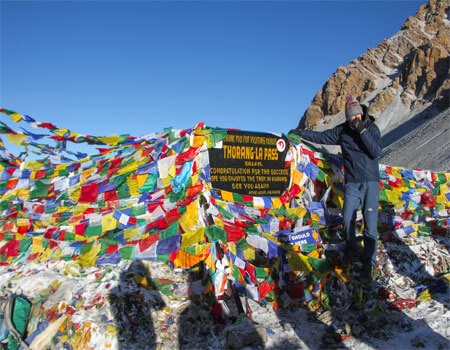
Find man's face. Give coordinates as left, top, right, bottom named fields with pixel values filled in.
left=349, top=114, right=362, bottom=123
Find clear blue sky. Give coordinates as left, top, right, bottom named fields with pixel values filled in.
left=1, top=0, right=423, bottom=141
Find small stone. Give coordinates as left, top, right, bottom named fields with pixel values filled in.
left=344, top=322, right=352, bottom=335
left=282, top=322, right=294, bottom=332
left=317, top=310, right=333, bottom=325
left=226, top=323, right=267, bottom=349
left=411, top=336, right=426, bottom=348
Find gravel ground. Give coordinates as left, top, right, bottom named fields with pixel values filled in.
left=380, top=108, right=450, bottom=172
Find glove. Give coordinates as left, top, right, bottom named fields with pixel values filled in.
left=350, top=118, right=365, bottom=134
left=288, top=128, right=303, bottom=137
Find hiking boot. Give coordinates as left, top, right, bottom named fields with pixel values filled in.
left=360, top=264, right=375, bottom=286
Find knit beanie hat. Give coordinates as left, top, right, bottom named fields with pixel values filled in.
left=345, top=95, right=363, bottom=121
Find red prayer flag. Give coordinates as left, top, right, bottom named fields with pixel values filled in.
left=106, top=245, right=118, bottom=254
left=79, top=182, right=99, bottom=203
left=104, top=190, right=118, bottom=202
left=6, top=240, right=20, bottom=257
left=139, top=233, right=159, bottom=252
left=75, top=222, right=88, bottom=235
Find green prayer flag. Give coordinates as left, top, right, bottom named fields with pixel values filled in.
left=316, top=169, right=325, bottom=182
left=308, top=256, right=332, bottom=274
left=210, top=129, right=227, bottom=145
left=65, top=232, right=75, bottom=241
left=157, top=254, right=170, bottom=262
left=205, top=225, right=227, bottom=243
left=255, top=267, right=269, bottom=279
left=159, top=222, right=178, bottom=240
left=139, top=174, right=157, bottom=193
left=119, top=246, right=133, bottom=259
left=117, top=186, right=130, bottom=200
left=131, top=204, right=146, bottom=216
left=216, top=204, right=233, bottom=220
left=81, top=242, right=94, bottom=255
left=85, top=225, right=102, bottom=238
left=30, top=181, right=50, bottom=199
left=236, top=238, right=249, bottom=250
left=19, top=238, right=32, bottom=252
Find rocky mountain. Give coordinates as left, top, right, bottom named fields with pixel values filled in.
left=299, top=0, right=449, bottom=146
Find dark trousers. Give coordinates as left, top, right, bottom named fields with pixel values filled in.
left=343, top=181, right=379, bottom=267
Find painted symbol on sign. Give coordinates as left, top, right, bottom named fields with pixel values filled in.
left=276, top=139, right=286, bottom=152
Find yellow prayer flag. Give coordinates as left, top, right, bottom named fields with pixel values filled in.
left=334, top=266, right=350, bottom=283
left=124, top=227, right=139, bottom=240
left=395, top=200, right=406, bottom=209
left=213, top=217, right=224, bottom=227
left=55, top=165, right=68, bottom=177
left=174, top=249, right=204, bottom=268
left=310, top=212, right=321, bottom=223
left=436, top=194, right=446, bottom=204
left=191, top=135, right=206, bottom=148
left=118, top=161, right=138, bottom=175
left=23, top=161, right=43, bottom=171
left=179, top=199, right=200, bottom=232
left=161, top=177, right=171, bottom=187
left=75, top=234, right=86, bottom=242
left=52, top=248, right=62, bottom=261
left=191, top=173, right=199, bottom=184
left=221, top=190, right=234, bottom=202
left=204, top=251, right=215, bottom=271
left=391, top=167, right=401, bottom=179
left=7, top=134, right=27, bottom=146
left=81, top=168, right=94, bottom=183
left=193, top=243, right=209, bottom=256
left=53, top=128, right=70, bottom=137
left=70, top=188, right=81, bottom=202
left=102, top=213, right=118, bottom=232
left=399, top=186, right=409, bottom=193
left=76, top=243, right=101, bottom=267
left=292, top=169, right=303, bottom=186
left=385, top=189, right=400, bottom=203
left=10, top=113, right=23, bottom=122
left=308, top=250, right=320, bottom=259
left=57, top=206, right=72, bottom=213
left=181, top=227, right=205, bottom=248
left=243, top=247, right=256, bottom=261
left=14, top=188, right=29, bottom=201
left=98, top=135, right=121, bottom=146
left=417, top=289, right=432, bottom=302
left=333, top=193, right=344, bottom=209
left=31, top=238, right=45, bottom=254
left=39, top=248, right=53, bottom=263
left=271, top=198, right=282, bottom=209
left=127, top=175, right=140, bottom=197
left=287, top=251, right=313, bottom=272
left=286, top=207, right=307, bottom=219
left=168, top=163, right=176, bottom=178
left=137, top=174, right=148, bottom=188
left=72, top=203, right=89, bottom=216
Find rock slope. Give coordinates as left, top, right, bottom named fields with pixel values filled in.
left=299, top=0, right=449, bottom=139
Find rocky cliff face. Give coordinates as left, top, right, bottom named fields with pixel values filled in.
left=300, top=0, right=449, bottom=134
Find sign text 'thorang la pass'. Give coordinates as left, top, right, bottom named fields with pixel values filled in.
left=208, top=130, right=291, bottom=196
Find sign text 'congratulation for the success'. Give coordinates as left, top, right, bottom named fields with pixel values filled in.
left=208, top=130, right=291, bottom=196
